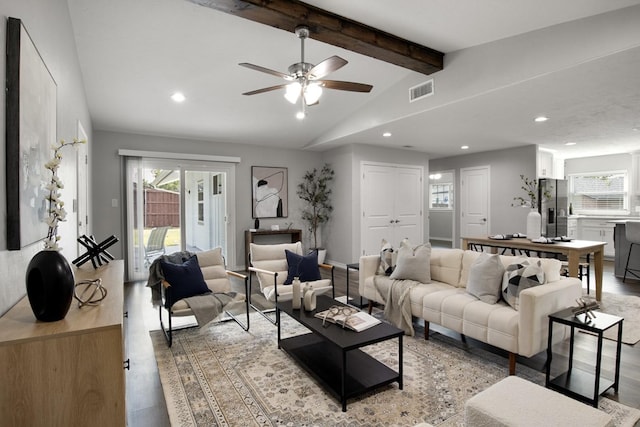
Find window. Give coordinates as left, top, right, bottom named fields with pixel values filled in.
left=429, top=182, right=453, bottom=209
left=568, top=171, right=628, bottom=215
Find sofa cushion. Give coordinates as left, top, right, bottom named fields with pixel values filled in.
left=466, top=253, right=505, bottom=304
left=390, top=240, right=432, bottom=283
left=284, top=249, right=321, bottom=284
left=502, top=260, right=545, bottom=310
left=196, top=248, right=231, bottom=293
left=377, top=239, right=397, bottom=276
left=161, top=255, right=210, bottom=308
left=430, top=248, right=463, bottom=286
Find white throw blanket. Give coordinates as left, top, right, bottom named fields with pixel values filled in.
left=373, top=275, right=417, bottom=336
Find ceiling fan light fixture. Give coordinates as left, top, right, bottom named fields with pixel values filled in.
left=285, top=82, right=302, bottom=104
left=296, top=110, right=306, bottom=120
left=303, top=82, right=323, bottom=105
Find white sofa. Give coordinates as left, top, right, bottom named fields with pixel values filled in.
left=359, top=248, right=583, bottom=374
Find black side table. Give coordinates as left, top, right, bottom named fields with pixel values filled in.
left=346, top=263, right=368, bottom=308
left=546, top=307, right=623, bottom=407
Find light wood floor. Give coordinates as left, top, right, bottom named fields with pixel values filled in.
left=124, top=261, right=640, bottom=426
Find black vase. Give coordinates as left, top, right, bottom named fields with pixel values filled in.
left=26, top=250, right=75, bottom=322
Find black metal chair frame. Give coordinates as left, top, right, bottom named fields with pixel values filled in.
left=159, top=270, right=250, bottom=347
left=624, top=242, right=640, bottom=283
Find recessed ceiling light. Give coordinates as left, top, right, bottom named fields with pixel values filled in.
left=171, top=92, right=186, bottom=103
left=565, top=142, right=576, bottom=146
left=383, top=132, right=392, bottom=137
left=461, top=145, right=469, bottom=150
left=534, top=116, right=548, bottom=123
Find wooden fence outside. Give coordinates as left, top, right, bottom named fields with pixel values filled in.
left=145, top=188, right=179, bottom=227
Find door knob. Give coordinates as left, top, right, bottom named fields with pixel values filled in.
left=395, top=220, right=400, bottom=223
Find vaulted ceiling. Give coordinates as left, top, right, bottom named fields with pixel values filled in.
left=67, top=0, right=640, bottom=159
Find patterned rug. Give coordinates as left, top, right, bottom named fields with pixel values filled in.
left=151, top=313, right=640, bottom=427
left=596, top=292, right=640, bottom=345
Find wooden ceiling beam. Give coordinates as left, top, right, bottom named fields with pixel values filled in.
left=188, top=0, right=444, bottom=75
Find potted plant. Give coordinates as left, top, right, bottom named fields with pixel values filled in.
left=296, top=164, right=334, bottom=263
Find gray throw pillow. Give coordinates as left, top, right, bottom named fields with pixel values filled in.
left=389, top=239, right=431, bottom=283
left=466, top=253, right=505, bottom=304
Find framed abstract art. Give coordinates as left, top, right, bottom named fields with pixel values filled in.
left=251, top=166, right=288, bottom=218
left=5, top=17, right=57, bottom=250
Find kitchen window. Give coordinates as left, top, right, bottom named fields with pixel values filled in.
left=568, top=171, right=628, bottom=215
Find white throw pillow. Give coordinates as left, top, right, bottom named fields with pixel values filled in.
left=389, top=239, right=431, bottom=283
left=466, top=253, right=505, bottom=304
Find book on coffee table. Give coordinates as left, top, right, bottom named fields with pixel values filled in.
left=315, top=308, right=381, bottom=332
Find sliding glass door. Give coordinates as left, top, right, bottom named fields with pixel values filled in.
left=125, top=157, right=235, bottom=281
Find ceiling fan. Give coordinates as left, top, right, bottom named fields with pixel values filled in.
left=239, top=25, right=373, bottom=115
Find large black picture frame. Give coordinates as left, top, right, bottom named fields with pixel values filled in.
left=5, top=17, right=57, bottom=250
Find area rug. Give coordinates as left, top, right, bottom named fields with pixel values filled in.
left=151, top=314, right=640, bottom=426
left=595, top=292, right=640, bottom=345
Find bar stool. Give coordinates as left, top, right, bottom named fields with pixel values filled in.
left=561, top=255, right=590, bottom=293
left=623, top=221, right=640, bottom=282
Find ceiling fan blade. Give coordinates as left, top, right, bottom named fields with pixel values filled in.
left=239, top=63, right=291, bottom=80
left=242, top=84, right=288, bottom=96
left=319, top=80, right=373, bottom=93
left=307, top=56, right=348, bottom=80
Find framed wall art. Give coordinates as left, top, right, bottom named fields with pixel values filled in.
left=251, top=166, right=288, bottom=218
left=5, top=17, right=57, bottom=250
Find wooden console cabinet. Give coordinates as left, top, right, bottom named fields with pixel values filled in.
left=0, top=260, right=125, bottom=427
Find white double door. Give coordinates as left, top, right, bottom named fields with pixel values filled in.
left=361, top=162, right=424, bottom=255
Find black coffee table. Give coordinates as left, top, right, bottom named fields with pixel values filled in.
left=276, top=295, right=403, bottom=412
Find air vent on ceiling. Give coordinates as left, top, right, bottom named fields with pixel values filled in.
left=409, top=79, right=434, bottom=102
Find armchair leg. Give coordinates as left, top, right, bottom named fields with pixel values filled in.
left=248, top=271, right=278, bottom=325
left=223, top=275, right=250, bottom=331
left=424, top=321, right=430, bottom=340
left=368, top=301, right=374, bottom=314
left=159, top=304, right=173, bottom=347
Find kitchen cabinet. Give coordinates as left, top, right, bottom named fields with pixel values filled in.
left=538, top=150, right=554, bottom=178
left=0, top=261, right=126, bottom=426
left=578, top=219, right=615, bottom=257
left=567, top=218, right=578, bottom=239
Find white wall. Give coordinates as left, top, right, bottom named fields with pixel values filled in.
left=430, top=145, right=537, bottom=247
left=0, top=0, right=92, bottom=316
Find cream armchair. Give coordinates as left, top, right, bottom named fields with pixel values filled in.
left=159, top=248, right=249, bottom=347
left=249, top=241, right=334, bottom=324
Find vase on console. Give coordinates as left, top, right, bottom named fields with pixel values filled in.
left=526, top=209, right=542, bottom=241
left=26, top=250, right=75, bottom=322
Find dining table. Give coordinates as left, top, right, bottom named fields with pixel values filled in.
left=461, top=236, right=606, bottom=301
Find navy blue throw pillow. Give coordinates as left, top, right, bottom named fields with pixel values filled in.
left=284, top=250, right=321, bottom=285
left=161, top=255, right=210, bottom=308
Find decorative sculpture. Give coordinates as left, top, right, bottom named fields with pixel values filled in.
left=72, top=235, right=119, bottom=268
left=572, top=297, right=599, bottom=320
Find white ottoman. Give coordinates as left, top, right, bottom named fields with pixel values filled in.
left=464, top=376, right=613, bottom=427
